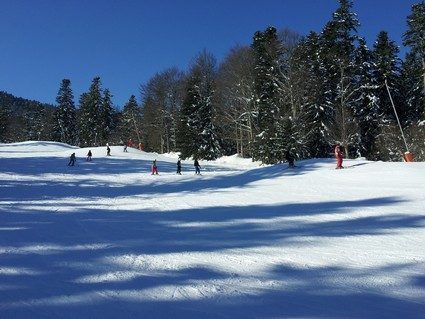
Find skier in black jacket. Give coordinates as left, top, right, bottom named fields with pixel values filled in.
left=68, top=153, right=76, bottom=166
left=285, top=150, right=295, bottom=168
left=194, top=159, right=201, bottom=175
left=176, top=159, right=182, bottom=175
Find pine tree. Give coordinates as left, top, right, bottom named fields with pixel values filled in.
left=99, top=88, right=114, bottom=145
left=23, top=103, right=54, bottom=141
left=252, top=27, right=285, bottom=164
left=53, top=79, right=78, bottom=145
left=353, top=38, right=380, bottom=159
left=79, top=77, right=103, bottom=146
left=121, top=95, right=142, bottom=146
left=320, top=0, right=360, bottom=157
left=400, top=52, right=423, bottom=125
left=176, top=73, right=200, bottom=159
left=372, top=31, right=404, bottom=160
left=176, top=51, right=222, bottom=160
left=403, top=2, right=425, bottom=96
left=402, top=2, right=425, bottom=161
left=196, top=52, right=222, bottom=160
left=402, top=1, right=425, bottom=123
left=373, top=31, right=402, bottom=122
left=293, top=32, right=329, bottom=158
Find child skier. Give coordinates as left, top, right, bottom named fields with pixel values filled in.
left=335, top=144, right=344, bottom=169
left=152, top=159, right=159, bottom=175
left=86, top=150, right=92, bottom=161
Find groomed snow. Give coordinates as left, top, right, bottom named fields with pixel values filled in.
left=0, top=141, right=424, bottom=318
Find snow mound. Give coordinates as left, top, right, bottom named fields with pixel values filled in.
left=0, top=141, right=78, bottom=153
left=211, top=154, right=262, bottom=168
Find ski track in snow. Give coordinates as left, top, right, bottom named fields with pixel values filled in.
left=0, top=141, right=424, bottom=318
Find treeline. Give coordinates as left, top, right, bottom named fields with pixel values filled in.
left=1, top=0, right=424, bottom=162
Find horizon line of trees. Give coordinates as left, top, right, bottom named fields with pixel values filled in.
left=1, top=0, right=424, bottom=162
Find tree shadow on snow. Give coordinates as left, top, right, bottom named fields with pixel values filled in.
left=0, top=196, right=424, bottom=318
left=0, top=156, right=328, bottom=202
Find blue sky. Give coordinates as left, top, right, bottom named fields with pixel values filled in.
left=0, top=0, right=418, bottom=107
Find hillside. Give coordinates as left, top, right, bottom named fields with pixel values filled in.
left=0, top=91, right=54, bottom=111
left=0, top=141, right=424, bottom=318
left=0, top=92, right=56, bottom=143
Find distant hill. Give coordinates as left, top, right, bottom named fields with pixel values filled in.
left=0, top=91, right=55, bottom=111
left=0, top=91, right=56, bottom=142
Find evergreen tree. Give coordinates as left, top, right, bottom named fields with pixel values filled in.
left=252, top=27, right=285, bottom=164
left=402, top=2, right=425, bottom=160
left=176, top=72, right=200, bottom=159
left=99, top=88, right=114, bottom=145
left=292, top=32, right=329, bottom=158
left=353, top=38, right=380, bottom=159
left=402, top=1, right=425, bottom=123
left=196, top=52, right=222, bottom=160
left=79, top=77, right=103, bottom=146
left=400, top=52, right=424, bottom=124
left=320, top=0, right=360, bottom=157
left=22, top=103, right=54, bottom=141
left=176, top=51, right=222, bottom=160
left=403, top=2, right=425, bottom=96
left=401, top=53, right=425, bottom=162
left=373, top=31, right=404, bottom=160
left=53, top=79, right=78, bottom=145
left=277, top=30, right=307, bottom=160
left=373, top=31, right=402, bottom=123
left=121, top=95, right=142, bottom=145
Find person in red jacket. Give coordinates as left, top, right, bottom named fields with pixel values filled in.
left=335, top=144, right=344, bottom=169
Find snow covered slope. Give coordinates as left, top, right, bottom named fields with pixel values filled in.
left=0, top=141, right=424, bottom=318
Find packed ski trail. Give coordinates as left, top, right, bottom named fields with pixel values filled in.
left=0, top=141, right=424, bottom=318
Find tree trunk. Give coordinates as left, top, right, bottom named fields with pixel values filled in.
left=131, top=113, right=141, bottom=144
left=240, top=125, right=244, bottom=157
left=422, top=57, right=425, bottom=94
left=235, top=125, right=240, bottom=156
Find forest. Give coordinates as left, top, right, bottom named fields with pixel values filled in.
left=0, top=0, right=424, bottom=163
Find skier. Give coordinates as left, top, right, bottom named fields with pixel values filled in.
left=151, top=159, right=159, bottom=175
left=335, top=144, right=344, bottom=169
left=123, top=143, right=128, bottom=152
left=285, top=149, right=295, bottom=168
left=176, top=158, right=182, bottom=175
left=194, top=159, right=201, bottom=175
left=86, top=150, right=92, bottom=161
left=106, top=144, right=111, bottom=156
left=68, top=152, right=76, bottom=166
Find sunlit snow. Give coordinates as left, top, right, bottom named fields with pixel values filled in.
left=0, top=141, right=424, bottom=318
